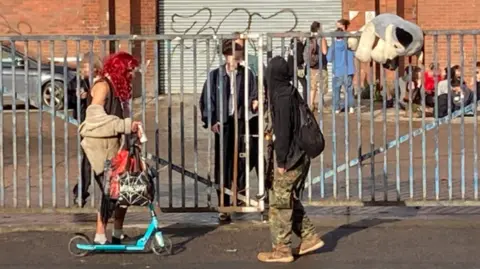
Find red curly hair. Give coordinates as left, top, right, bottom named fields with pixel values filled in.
left=101, top=52, right=139, bottom=102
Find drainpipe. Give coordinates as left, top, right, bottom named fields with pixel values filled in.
left=108, top=0, right=116, bottom=54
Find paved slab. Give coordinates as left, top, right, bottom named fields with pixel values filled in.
left=1, top=217, right=480, bottom=269
left=6, top=205, right=480, bottom=234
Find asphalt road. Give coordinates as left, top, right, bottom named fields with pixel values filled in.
left=1, top=219, right=480, bottom=269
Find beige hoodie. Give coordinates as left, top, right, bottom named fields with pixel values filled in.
left=79, top=104, right=132, bottom=175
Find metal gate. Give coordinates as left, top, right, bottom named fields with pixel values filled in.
left=0, top=34, right=267, bottom=213
left=0, top=30, right=479, bottom=213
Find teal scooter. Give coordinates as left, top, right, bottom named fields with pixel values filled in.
left=68, top=126, right=172, bottom=257
left=68, top=203, right=172, bottom=257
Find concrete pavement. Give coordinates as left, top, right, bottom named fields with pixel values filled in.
left=1, top=216, right=480, bottom=269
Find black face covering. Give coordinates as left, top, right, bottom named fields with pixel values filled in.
left=266, top=56, right=293, bottom=102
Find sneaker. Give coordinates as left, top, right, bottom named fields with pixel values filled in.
left=112, top=233, right=132, bottom=245
left=218, top=213, right=231, bottom=223
left=111, top=236, right=122, bottom=245
left=261, top=211, right=269, bottom=223
left=349, top=107, right=355, bottom=114
left=72, top=196, right=87, bottom=208
left=386, top=99, right=394, bottom=108
left=257, top=245, right=294, bottom=263
left=293, top=235, right=325, bottom=256
left=335, top=109, right=341, bottom=114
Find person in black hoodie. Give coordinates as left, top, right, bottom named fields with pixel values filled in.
left=257, top=56, right=323, bottom=263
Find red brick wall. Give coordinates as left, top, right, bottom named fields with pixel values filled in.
left=2, top=0, right=478, bottom=95
left=0, top=0, right=158, bottom=96
left=132, top=0, right=157, bottom=98
left=418, top=0, right=480, bottom=86
left=0, top=0, right=108, bottom=60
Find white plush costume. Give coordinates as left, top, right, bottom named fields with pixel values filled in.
left=348, top=13, right=424, bottom=69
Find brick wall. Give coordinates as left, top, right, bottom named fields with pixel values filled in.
left=0, top=0, right=157, bottom=96
left=131, top=0, right=157, bottom=98
left=418, top=0, right=480, bottom=85
left=1, top=0, right=478, bottom=96
left=0, top=0, right=108, bottom=59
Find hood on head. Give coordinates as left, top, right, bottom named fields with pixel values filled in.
left=266, top=56, right=293, bottom=98
left=267, top=56, right=291, bottom=82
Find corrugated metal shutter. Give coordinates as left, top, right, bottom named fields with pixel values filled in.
left=159, top=0, right=342, bottom=94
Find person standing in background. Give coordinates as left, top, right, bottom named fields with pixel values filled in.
left=233, top=35, right=266, bottom=206
left=199, top=39, right=258, bottom=222
left=72, top=52, right=103, bottom=208
left=303, top=21, right=328, bottom=112
left=336, top=18, right=350, bottom=31
left=327, top=28, right=356, bottom=114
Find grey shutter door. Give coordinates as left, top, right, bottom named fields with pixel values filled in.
left=159, top=0, right=342, bottom=94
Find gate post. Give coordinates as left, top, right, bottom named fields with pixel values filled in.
left=257, top=35, right=265, bottom=212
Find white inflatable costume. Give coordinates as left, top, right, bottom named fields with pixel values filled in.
left=348, top=13, right=424, bottom=70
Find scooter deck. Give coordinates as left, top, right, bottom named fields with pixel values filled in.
left=76, top=242, right=148, bottom=251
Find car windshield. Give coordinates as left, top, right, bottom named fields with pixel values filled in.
left=1, top=45, right=37, bottom=67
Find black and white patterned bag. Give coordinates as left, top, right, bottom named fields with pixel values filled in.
left=117, top=165, right=157, bottom=207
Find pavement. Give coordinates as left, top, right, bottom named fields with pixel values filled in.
left=2, top=212, right=480, bottom=269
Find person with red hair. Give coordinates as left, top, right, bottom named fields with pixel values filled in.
left=79, top=51, right=142, bottom=245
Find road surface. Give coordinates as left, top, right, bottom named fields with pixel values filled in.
left=1, top=217, right=480, bottom=269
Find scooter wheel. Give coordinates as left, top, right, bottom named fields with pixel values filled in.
left=150, top=236, right=173, bottom=256
left=68, top=233, right=91, bottom=257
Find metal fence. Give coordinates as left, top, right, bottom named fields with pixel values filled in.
left=0, top=30, right=479, bottom=212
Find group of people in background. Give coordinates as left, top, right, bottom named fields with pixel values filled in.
left=290, top=19, right=357, bottom=114
left=287, top=19, right=480, bottom=119
left=399, top=62, right=480, bottom=118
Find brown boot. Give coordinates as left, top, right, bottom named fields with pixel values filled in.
left=257, top=244, right=294, bottom=263
left=293, top=235, right=325, bottom=256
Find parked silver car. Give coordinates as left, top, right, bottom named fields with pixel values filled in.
left=1, top=44, right=77, bottom=110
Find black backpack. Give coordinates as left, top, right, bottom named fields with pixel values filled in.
left=307, top=38, right=319, bottom=68
left=291, top=88, right=325, bottom=158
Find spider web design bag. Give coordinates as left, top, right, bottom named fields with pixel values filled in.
left=107, top=136, right=157, bottom=207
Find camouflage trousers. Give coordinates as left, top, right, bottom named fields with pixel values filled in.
left=268, top=155, right=317, bottom=247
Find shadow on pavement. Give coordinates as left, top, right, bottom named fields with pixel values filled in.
left=318, top=218, right=401, bottom=254
left=160, top=223, right=217, bottom=255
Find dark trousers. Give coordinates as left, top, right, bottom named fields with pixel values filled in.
left=237, top=116, right=262, bottom=198
left=72, top=148, right=93, bottom=206
left=247, top=116, right=260, bottom=177
left=247, top=116, right=270, bottom=212
left=214, top=116, right=246, bottom=207
left=425, top=93, right=435, bottom=107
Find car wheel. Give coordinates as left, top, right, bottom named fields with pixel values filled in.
left=42, top=81, right=65, bottom=111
